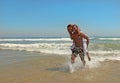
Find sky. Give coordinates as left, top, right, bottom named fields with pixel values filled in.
left=0, top=0, right=120, bottom=37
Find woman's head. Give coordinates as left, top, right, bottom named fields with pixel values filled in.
left=73, top=24, right=80, bottom=31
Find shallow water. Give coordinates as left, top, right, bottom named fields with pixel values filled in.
left=0, top=51, right=119, bottom=83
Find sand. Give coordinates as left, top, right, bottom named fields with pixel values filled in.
left=0, top=55, right=120, bottom=83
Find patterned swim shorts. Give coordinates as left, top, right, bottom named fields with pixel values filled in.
left=71, top=46, right=84, bottom=60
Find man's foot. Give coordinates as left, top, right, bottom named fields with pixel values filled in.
left=69, top=64, right=74, bottom=73
left=83, top=60, right=86, bottom=67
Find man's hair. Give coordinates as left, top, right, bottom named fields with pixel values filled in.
left=67, top=24, right=73, bottom=28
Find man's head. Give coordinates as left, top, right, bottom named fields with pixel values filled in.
left=67, top=24, right=73, bottom=33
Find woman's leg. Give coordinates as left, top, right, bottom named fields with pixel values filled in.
left=86, top=52, right=91, bottom=61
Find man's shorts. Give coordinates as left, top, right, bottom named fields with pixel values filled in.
left=71, top=46, right=84, bottom=60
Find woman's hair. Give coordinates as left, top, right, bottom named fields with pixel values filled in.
left=73, top=24, right=81, bottom=31
left=73, top=24, right=78, bottom=28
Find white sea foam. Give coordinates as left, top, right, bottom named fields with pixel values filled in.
left=59, top=53, right=120, bottom=73
left=0, top=43, right=120, bottom=56
left=90, top=50, right=120, bottom=55
left=59, top=56, right=101, bottom=73
left=0, top=38, right=71, bottom=42
left=0, top=37, right=120, bottom=42
left=0, top=43, right=72, bottom=55
left=98, top=38, right=120, bottom=40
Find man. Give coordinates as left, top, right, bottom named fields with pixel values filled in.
left=73, top=24, right=91, bottom=61
left=67, top=24, right=90, bottom=66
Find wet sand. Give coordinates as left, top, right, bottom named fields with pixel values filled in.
left=0, top=55, right=120, bottom=83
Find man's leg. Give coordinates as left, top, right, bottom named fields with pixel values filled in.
left=71, top=54, right=76, bottom=64
left=79, top=54, right=86, bottom=66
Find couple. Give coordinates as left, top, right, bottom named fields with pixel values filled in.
left=67, top=24, right=91, bottom=66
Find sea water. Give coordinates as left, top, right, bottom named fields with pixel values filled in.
left=0, top=36, right=120, bottom=68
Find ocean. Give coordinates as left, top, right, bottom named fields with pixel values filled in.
left=0, top=36, right=120, bottom=59
left=0, top=36, right=120, bottom=83
left=0, top=36, right=120, bottom=67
